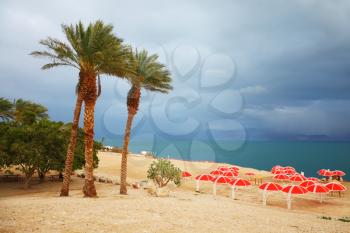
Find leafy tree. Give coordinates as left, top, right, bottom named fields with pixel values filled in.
left=31, top=20, right=133, bottom=197
left=0, top=98, right=13, bottom=122
left=35, top=122, right=101, bottom=181
left=0, top=123, right=12, bottom=168
left=1, top=123, right=41, bottom=188
left=147, top=159, right=181, bottom=188
left=0, top=118, right=100, bottom=189
left=119, top=49, right=172, bottom=194
left=13, top=99, right=48, bottom=125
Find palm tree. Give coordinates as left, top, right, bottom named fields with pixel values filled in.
left=31, top=21, right=132, bottom=197
left=0, top=98, right=14, bottom=122
left=119, top=50, right=172, bottom=194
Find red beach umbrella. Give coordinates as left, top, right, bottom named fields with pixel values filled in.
left=285, top=166, right=295, bottom=171
left=213, top=176, right=231, bottom=184
left=272, top=169, right=287, bottom=175
left=289, top=174, right=306, bottom=182
left=307, top=183, right=329, bottom=203
left=274, top=174, right=290, bottom=181
left=299, top=180, right=316, bottom=188
left=259, top=182, right=283, bottom=191
left=284, top=168, right=296, bottom=175
left=323, top=170, right=333, bottom=177
left=229, top=178, right=251, bottom=186
left=182, top=171, right=192, bottom=178
left=195, top=174, right=214, bottom=192
left=218, top=166, right=229, bottom=171
left=281, top=185, right=308, bottom=209
left=229, top=178, right=251, bottom=199
left=325, top=182, right=346, bottom=192
left=195, top=174, right=214, bottom=181
left=210, top=170, right=224, bottom=176
left=271, top=165, right=282, bottom=172
left=212, top=176, right=231, bottom=196
left=318, top=169, right=332, bottom=177
left=258, top=182, right=283, bottom=206
left=307, top=184, right=329, bottom=193
left=332, top=170, right=346, bottom=177
left=317, top=169, right=326, bottom=175
left=223, top=171, right=238, bottom=177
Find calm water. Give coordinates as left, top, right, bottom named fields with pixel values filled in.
left=106, top=138, right=350, bottom=180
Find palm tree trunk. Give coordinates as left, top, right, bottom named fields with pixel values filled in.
left=119, top=112, right=135, bottom=194
left=60, top=94, right=83, bottom=196
left=120, top=86, right=141, bottom=195
left=82, top=74, right=97, bottom=197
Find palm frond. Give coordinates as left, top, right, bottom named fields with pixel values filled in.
left=127, top=49, right=172, bottom=93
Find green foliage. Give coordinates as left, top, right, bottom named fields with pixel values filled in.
left=0, top=97, right=13, bottom=122
left=13, top=99, right=48, bottom=125
left=0, top=97, right=48, bottom=125
left=1, top=122, right=43, bottom=186
left=147, top=158, right=181, bottom=187
left=0, top=97, right=100, bottom=187
left=31, top=20, right=133, bottom=78
left=128, top=49, right=172, bottom=93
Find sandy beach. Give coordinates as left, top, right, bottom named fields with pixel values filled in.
left=0, top=152, right=349, bottom=233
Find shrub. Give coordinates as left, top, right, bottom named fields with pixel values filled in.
left=147, top=158, right=181, bottom=188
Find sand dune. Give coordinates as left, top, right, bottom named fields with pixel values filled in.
left=0, top=152, right=349, bottom=233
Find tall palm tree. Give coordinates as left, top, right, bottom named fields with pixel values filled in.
left=119, top=50, right=172, bottom=194
left=31, top=21, right=132, bottom=197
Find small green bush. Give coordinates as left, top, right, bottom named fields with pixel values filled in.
left=147, top=158, right=181, bottom=187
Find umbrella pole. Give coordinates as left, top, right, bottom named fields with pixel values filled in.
left=231, top=187, right=236, bottom=199
left=196, top=180, right=200, bottom=192
left=262, top=191, right=267, bottom=206
left=320, top=194, right=323, bottom=203
left=213, top=182, right=217, bottom=197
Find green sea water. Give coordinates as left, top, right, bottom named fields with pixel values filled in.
left=107, top=139, right=350, bottom=180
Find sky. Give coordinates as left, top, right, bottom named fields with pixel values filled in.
left=1, top=0, right=350, bottom=144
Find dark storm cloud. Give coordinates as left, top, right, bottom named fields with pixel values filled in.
left=0, top=0, right=349, bottom=140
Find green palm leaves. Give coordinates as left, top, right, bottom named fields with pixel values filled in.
left=31, top=20, right=132, bottom=77
left=129, top=49, right=172, bottom=93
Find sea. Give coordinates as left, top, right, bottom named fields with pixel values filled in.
left=105, top=138, right=350, bottom=180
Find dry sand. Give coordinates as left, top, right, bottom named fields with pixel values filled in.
left=0, top=152, right=349, bottom=233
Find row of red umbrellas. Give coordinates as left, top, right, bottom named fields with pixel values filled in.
left=181, top=166, right=239, bottom=177
left=183, top=165, right=258, bottom=179
left=259, top=181, right=346, bottom=209
left=182, top=165, right=346, bottom=209
left=318, top=169, right=346, bottom=177
left=194, top=174, right=251, bottom=198
left=272, top=165, right=346, bottom=176
left=274, top=174, right=307, bottom=182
